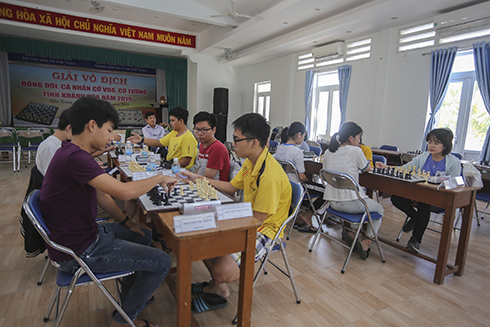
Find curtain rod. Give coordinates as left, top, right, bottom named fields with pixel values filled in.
left=421, top=44, right=474, bottom=56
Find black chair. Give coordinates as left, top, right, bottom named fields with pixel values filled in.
left=23, top=190, right=136, bottom=327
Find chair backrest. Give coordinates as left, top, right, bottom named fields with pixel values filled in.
left=269, top=140, right=279, bottom=153
left=372, top=154, right=387, bottom=165
left=23, top=190, right=80, bottom=261
left=17, top=130, right=44, bottom=147
left=379, top=144, right=399, bottom=151
left=306, top=140, right=321, bottom=148
left=310, top=146, right=322, bottom=156
left=451, top=152, right=463, bottom=160
left=271, top=181, right=305, bottom=243
left=0, top=128, right=16, bottom=145
left=276, top=159, right=302, bottom=182
left=320, top=168, right=360, bottom=194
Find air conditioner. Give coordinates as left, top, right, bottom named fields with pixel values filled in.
left=312, top=41, right=345, bottom=58
left=434, top=2, right=490, bottom=32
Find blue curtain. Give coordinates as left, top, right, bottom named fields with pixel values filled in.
left=338, top=65, right=352, bottom=125
left=474, top=42, right=490, bottom=162
left=304, top=70, right=315, bottom=136
left=421, top=47, right=458, bottom=150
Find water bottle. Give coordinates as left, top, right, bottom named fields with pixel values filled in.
left=125, top=141, right=133, bottom=156
left=171, top=158, right=181, bottom=174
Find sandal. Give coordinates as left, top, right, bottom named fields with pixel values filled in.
left=112, top=296, right=154, bottom=318
left=191, top=281, right=210, bottom=296
left=191, top=293, right=227, bottom=313
left=297, top=225, right=318, bottom=233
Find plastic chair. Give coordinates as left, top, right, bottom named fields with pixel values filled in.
left=309, top=145, right=322, bottom=156
left=23, top=190, right=136, bottom=327
left=269, top=140, right=279, bottom=153
left=379, top=145, right=399, bottom=151
left=16, top=129, right=44, bottom=171
left=232, top=181, right=303, bottom=324
left=309, top=169, right=385, bottom=273
left=0, top=128, right=17, bottom=172
left=372, top=155, right=387, bottom=166
left=276, top=159, right=323, bottom=240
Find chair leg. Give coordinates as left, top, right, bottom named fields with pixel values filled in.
left=279, top=243, right=301, bottom=303
left=309, top=211, right=327, bottom=252
left=340, top=224, right=362, bottom=274
left=44, top=286, right=60, bottom=322
left=37, top=255, right=50, bottom=285
left=396, top=216, right=410, bottom=242
left=286, top=212, right=298, bottom=240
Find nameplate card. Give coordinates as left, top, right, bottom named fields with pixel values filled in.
left=215, top=202, right=253, bottom=221
left=173, top=212, right=217, bottom=233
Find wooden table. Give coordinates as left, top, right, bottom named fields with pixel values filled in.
left=151, top=211, right=261, bottom=326
left=303, top=159, right=479, bottom=284
left=359, top=172, right=479, bottom=284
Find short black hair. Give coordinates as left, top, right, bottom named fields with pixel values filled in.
left=69, top=97, right=120, bottom=135
left=145, top=112, right=156, bottom=119
left=168, top=107, right=189, bottom=125
left=232, top=113, right=270, bottom=148
left=57, top=109, right=71, bottom=130
left=426, top=128, right=453, bottom=156
left=193, top=111, right=217, bottom=128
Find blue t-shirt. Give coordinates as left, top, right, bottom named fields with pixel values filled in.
left=422, top=155, right=446, bottom=176
left=39, top=141, right=105, bottom=262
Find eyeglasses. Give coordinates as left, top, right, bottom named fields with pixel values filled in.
left=193, top=128, right=212, bottom=134
left=233, top=136, right=256, bottom=144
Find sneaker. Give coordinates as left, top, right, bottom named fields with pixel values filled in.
left=402, top=218, right=415, bottom=233
left=406, top=237, right=420, bottom=253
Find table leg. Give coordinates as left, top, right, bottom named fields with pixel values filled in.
left=236, top=228, right=255, bottom=327
left=455, top=191, right=476, bottom=276
left=433, top=203, right=457, bottom=284
left=176, top=242, right=192, bottom=327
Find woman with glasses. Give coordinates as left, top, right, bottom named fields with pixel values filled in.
left=191, top=111, right=230, bottom=181
left=390, top=128, right=461, bottom=253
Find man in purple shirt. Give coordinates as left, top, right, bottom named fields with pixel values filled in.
left=39, top=96, right=177, bottom=327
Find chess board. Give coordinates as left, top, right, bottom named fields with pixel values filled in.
left=117, top=108, right=146, bottom=127
left=139, top=183, right=234, bottom=212
left=15, top=102, right=59, bottom=125
left=369, top=167, right=426, bottom=183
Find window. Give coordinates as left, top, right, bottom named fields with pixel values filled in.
left=310, top=72, right=340, bottom=141
left=297, top=38, right=371, bottom=70
left=432, top=51, right=490, bottom=159
left=253, top=81, right=271, bottom=120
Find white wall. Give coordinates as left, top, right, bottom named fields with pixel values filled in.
left=233, top=24, right=436, bottom=152
left=186, top=52, right=239, bottom=140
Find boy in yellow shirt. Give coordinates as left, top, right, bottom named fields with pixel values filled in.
left=129, top=107, right=197, bottom=169
left=182, top=113, right=292, bottom=313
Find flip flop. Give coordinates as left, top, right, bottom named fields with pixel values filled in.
left=354, top=239, right=370, bottom=260
left=191, top=293, right=227, bottom=313
left=191, top=281, right=210, bottom=296
left=139, top=319, right=150, bottom=327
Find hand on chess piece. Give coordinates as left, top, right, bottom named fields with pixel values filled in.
left=374, top=161, right=387, bottom=169
left=159, top=175, right=178, bottom=194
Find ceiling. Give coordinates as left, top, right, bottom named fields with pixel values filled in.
left=0, top=0, right=488, bottom=66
